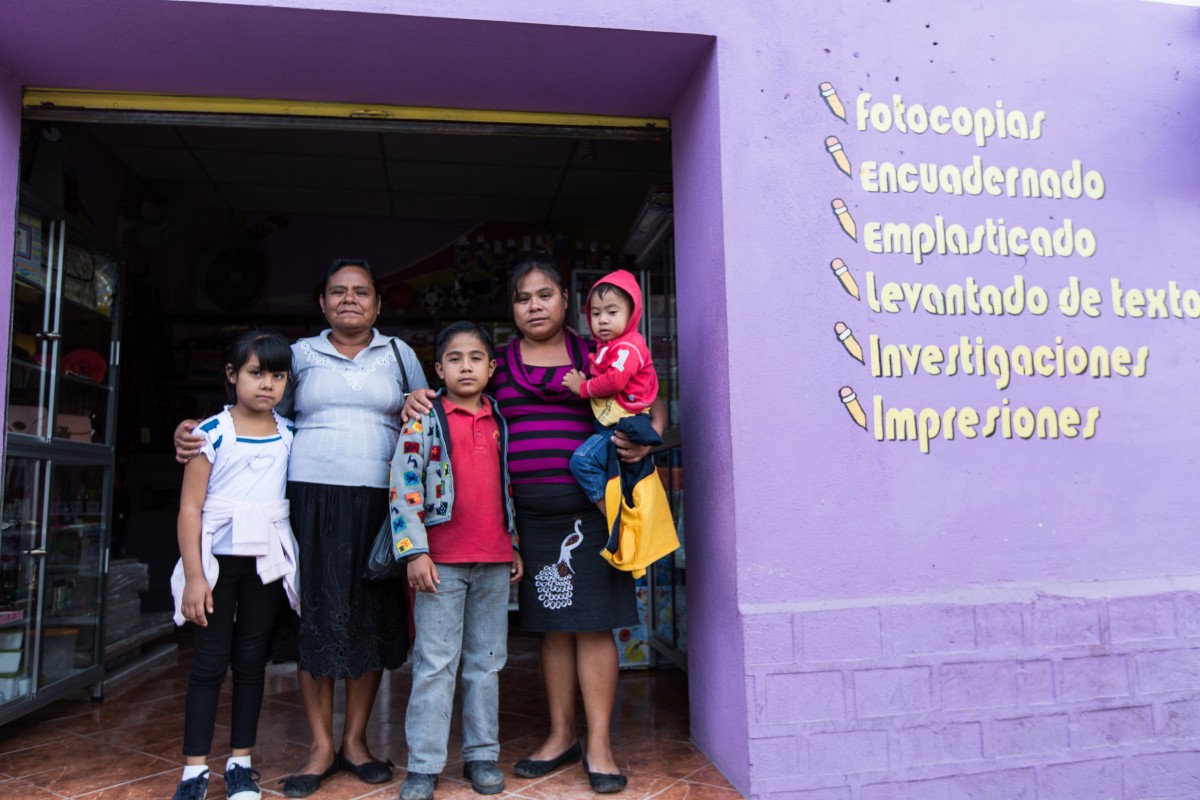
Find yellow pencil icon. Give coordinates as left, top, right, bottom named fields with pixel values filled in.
left=834, top=322, right=864, bottom=363
left=830, top=258, right=860, bottom=300
left=831, top=198, right=857, bottom=241
left=819, top=82, right=846, bottom=122
left=839, top=386, right=867, bottom=430
left=825, top=136, right=851, bottom=178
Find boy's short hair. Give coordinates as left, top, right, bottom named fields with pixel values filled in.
left=435, top=320, right=495, bottom=362
left=592, top=282, right=634, bottom=312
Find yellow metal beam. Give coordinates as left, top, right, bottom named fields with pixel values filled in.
left=23, top=88, right=669, bottom=130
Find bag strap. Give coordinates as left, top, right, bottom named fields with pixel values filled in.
left=389, top=338, right=410, bottom=395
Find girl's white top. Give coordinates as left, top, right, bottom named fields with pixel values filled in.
left=282, top=330, right=428, bottom=489
left=171, top=408, right=300, bottom=625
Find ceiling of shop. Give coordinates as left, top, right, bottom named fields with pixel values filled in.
left=87, top=123, right=673, bottom=225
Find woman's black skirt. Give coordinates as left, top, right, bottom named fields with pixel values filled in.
left=514, top=482, right=637, bottom=632
left=271, top=481, right=408, bottom=678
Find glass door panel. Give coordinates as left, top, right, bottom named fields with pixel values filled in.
left=41, top=463, right=106, bottom=682
left=53, top=235, right=117, bottom=446
left=9, top=209, right=58, bottom=441
left=0, top=458, right=44, bottom=704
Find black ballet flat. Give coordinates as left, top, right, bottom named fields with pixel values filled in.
left=337, top=750, right=394, bottom=784
left=513, top=741, right=582, bottom=778
left=582, top=754, right=628, bottom=794
left=280, top=758, right=340, bottom=798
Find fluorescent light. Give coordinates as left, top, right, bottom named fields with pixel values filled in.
left=623, top=185, right=673, bottom=266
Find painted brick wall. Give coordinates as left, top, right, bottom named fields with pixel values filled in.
left=745, top=590, right=1200, bottom=799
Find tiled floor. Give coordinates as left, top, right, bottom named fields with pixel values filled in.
left=0, top=632, right=742, bottom=799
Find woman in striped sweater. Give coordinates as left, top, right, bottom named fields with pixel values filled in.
left=405, top=259, right=665, bottom=793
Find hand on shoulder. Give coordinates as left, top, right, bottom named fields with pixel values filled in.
left=402, top=388, right=437, bottom=422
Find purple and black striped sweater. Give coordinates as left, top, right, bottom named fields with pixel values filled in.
left=493, top=333, right=595, bottom=485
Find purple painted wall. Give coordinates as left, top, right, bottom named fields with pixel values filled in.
left=0, top=63, right=20, bottom=447
left=2, top=0, right=707, bottom=117
left=671, top=44, right=749, bottom=790
left=2, top=1, right=1200, bottom=797
left=741, top=0, right=1200, bottom=604
left=725, top=0, right=1200, bottom=796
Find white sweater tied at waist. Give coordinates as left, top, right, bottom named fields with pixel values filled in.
left=170, top=495, right=300, bottom=626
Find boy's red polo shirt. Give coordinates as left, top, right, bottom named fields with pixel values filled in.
left=427, top=396, right=513, bottom=564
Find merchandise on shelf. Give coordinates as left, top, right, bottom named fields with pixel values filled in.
left=616, top=576, right=652, bottom=669
left=14, top=212, right=43, bottom=287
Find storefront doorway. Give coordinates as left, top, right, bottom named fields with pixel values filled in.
left=2, top=102, right=687, bottom=721
left=0, top=3, right=738, bottom=782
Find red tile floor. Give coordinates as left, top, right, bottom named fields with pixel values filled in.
left=0, top=632, right=743, bottom=799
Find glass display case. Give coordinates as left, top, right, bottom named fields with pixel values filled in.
left=1, top=196, right=119, bottom=723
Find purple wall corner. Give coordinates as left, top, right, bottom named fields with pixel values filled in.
left=0, top=60, right=21, bottom=444
left=670, top=42, right=751, bottom=795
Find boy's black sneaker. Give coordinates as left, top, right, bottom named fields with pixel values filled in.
left=399, top=771, right=438, bottom=800
left=463, top=760, right=505, bottom=795
left=171, top=771, right=209, bottom=800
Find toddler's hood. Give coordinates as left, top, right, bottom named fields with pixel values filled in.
left=587, top=269, right=643, bottom=339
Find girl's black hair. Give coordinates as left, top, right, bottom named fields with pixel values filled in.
left=435, top=320, right=494, bottom=362
left=226, top=329, right=292, bottom=402
left=324, top=257, right=379, bottom=295
left=508, top=257, right=566, bottom=301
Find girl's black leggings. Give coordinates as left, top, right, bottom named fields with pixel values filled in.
left=182, top=555, right=284, bottom=756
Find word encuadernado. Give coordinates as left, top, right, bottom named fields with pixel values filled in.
left=861, top=157, right=1104, bottom=200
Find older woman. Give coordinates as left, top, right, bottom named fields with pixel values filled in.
left=405, top=258, right=663, bottom=793
left=177, top=259, right=427, bottom=797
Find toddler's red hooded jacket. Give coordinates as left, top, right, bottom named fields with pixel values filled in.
left=579, top=269, right=659, bottom=418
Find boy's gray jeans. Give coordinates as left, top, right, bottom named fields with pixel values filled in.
left=405, top=561, right=510, bottom=773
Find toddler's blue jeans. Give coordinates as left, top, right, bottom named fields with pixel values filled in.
left=570, top=432, right=613, bottom=504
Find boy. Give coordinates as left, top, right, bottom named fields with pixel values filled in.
left=561, top=268, right=661, bottom=511
left=389, top=321, right=523, bottom=800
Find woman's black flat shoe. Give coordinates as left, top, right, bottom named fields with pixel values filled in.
left=280, top=759, right=340, bottom=798
left=513, top=741, right=582, bottom=778
left=582, top=754, right=628, bottom=794
left=338, top=750, right=394, bottom=784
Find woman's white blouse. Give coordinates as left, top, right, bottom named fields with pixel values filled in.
left=284, top=329, right=428, bottom=488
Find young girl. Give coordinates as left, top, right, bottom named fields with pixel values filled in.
left=170, top=330, right=301, bottom=800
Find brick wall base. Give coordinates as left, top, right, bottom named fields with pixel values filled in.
left=744, top=584, right=1200, bottom=799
